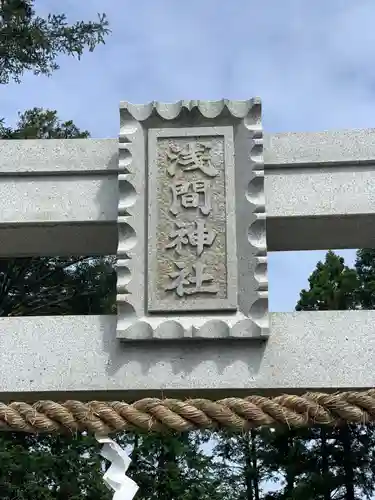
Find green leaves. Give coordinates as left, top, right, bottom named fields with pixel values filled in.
left=0, top=255, right=116, bottom=316
left=0, top=0, right=110, bottom=84
left=296, top=250, right=359, bottom=311
left=0, top=3, right=115, bottom=496
left=0, top=107, right=90, bottom=139
left=0, top=108, right=116, bottom=317
left=354, top=249, right=375, bottom=309
left=293, top=249, right=375, bottom=499
left=0, top=433, right=112, bottom=500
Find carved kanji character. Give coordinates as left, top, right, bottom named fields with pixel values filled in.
left=169, top=180, right=212, bottom=216
left=187, top=219, right=216, bottom=256
left=165, top=220, right=216, bottom=256
left=187, top=262, right=218, bottom=295
left=165, top=262, right=218, bottom=297
left=165, top=221, right=189, bottom=255
left=165, top=262, right=191, bottom=297
left=166, top=142, right=218, bottom=177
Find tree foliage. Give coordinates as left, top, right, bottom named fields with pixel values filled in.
left=0, top=108, right=116, bottom=317
left=0, top=0, right=110, bottom=84
left=0, top=107, right=90, bottom=138
left=354, top=249, right=375, bottom=309
left=0, top=255, right=116, bottom=316
left=292, top=249, right=375, bottom=500
left=296, top=250, right=358, bottom=311
left=125, top=431, right=223, bottom=500
left=0, top=107, right=117, bottom=497
left=0, top=4, right=118, bottom=498
left=4, top=3, right=375, bottom=498
left=0, top=433, right=112, bottom=500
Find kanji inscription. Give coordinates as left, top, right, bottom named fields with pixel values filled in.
left=169, top=180, right=212, bottom=216
left=166, top=220, right=216, bottom=256
left=166, top=142, right=218, bottom=177
left=148, top=127, right=237, bottom=312
left=165, top=262, right=218, bottom=297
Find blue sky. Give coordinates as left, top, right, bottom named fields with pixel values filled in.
left=1, top=0, right=370, bottom=311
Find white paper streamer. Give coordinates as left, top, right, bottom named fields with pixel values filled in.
left=96, top=435, right=139, bottom=500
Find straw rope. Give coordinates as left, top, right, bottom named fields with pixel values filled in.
left=0, top=390, right=374, bottom=434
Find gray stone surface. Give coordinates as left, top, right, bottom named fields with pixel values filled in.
left=265, top=128, right=375, bottom=250
left=266, top=167, right=375, bottom=250
left=2, top=128, right=375, bottom=256
left=0, top=139, right=118, bottom=173
left=2, top=126, right=375, bottom=174
left=264, top=128, right=375, bottom=166
left=119, top=99, right=261, bottom=121
left=0, top=224, right=116, bottom=257
left=0, top=311, right=374, bottom=400
left=0, top=176, right=117, bottom=223
left=148, top=127, right=237, bottom=312
left=0, top=138, right=118, bottom=257
left=116, top=100, right=268, bottom=341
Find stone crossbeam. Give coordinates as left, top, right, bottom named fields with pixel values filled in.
left=0, top=311, right=373, bottom=400
left=1, top=128, right=375, bottom=256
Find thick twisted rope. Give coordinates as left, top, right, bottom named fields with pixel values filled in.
left=1, top=390, right=375, bottom=435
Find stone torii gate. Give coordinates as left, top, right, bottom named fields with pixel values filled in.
left=0, top=98, right=374, bottom=434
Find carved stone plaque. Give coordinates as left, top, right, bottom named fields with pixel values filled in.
left=117, top=99, right=268, bottom=341
left=148, top=127, right=237, bottom=312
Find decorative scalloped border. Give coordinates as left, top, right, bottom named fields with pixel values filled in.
left=116, top=110, right=139, bottom=334
left=119, top=98, right=261, bottom=121
left=246, top=101, right=269, bottom=335
left=116, top=313, right=266, bottom=341
left=116, top=99, right=268, bottom=341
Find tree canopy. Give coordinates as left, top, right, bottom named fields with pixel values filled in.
left=3, top=2, right=375, bottom=497
left=0, top=107, right=116, bottom=317
left=0, top=0, right=109, bottom=84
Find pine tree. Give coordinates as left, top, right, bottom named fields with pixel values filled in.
left=296, top=250, right=358, bottom=311
left=122, top=431, right=223, bottom=500
left=354, top=249, right=375, bottom=309
left=261, top=427, right=311, bottom=500
left=214, top=430, right=264, bottom=500
left=0, top=432, right=112, bottom=500
left=0, top=107, right=90, bottom=138
left=294, top=250, right=375, bottom=500
left=0, top=108, right=219, bottom=498
left=0, top=109, right=116, bottom=317
left=0, top=108, right=116, bottom=498
left=0, top=0, right=109, bottom=85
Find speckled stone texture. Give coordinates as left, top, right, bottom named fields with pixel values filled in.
left=2, top=128, right=375, bottom=255
left=0, top=311, right=374, bottom=400
left=116, top=100, right=268, bottom=341
left=148, top=127, right=237, bottom=312
left=0, top=139, right=118, bottom=256
left=264, top=128, right=375, bottom=165
left=2, top=125, right=375, bottom=395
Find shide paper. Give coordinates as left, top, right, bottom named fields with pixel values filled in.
left=96, top=435, right=139, bottom=500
